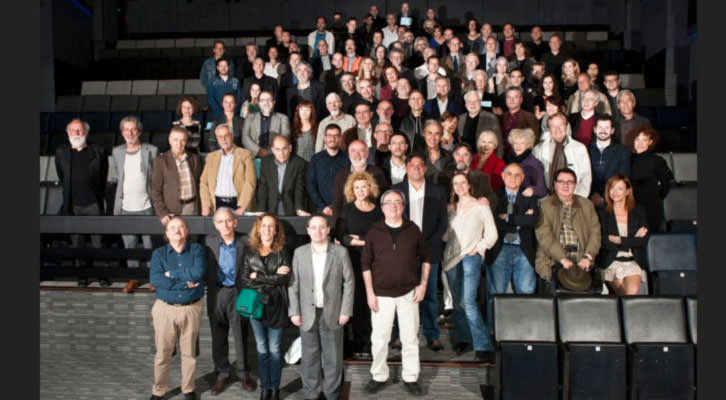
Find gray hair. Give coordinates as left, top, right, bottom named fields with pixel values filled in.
left=464, top=90, right=482, bottom=102
left=214, top=123, right=232, bottom=136
left=118, top=115, right=143, bottom=132
left=380, top=188, right=407, bottom=207
left=67, top=118, right=90, bottom=134
left=325, top=92, right=342, bottom=104
left=615, top=89, right=636, bottom=104
left=508, top=128, right=536, bottom=148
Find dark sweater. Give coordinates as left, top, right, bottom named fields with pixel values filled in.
left=361, top=219, right=431, bottom=297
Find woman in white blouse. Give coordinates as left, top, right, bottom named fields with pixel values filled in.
left=442, top=171, right=498, bottom=362
left=264, top=46, right=287, bottom=84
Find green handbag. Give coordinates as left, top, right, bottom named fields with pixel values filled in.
left=236, top=287, right=264, bottom=319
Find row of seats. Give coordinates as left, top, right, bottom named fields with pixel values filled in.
left=494, top=295, right=696, bottom=399
left=79, top=80, right=206, bottom=97
left=40, top=110, right=207, bottom=137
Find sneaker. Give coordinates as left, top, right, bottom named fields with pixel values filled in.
left=404, top=381, right=423, bottom=396
left=364, top=379, right=387, bottom=394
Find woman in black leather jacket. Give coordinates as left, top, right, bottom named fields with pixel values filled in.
left=241, top=213, right=291, bottom=400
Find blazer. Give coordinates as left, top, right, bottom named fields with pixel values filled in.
left=109, top=143, right=158, bottom=215
left=55, top=143, right=108, bottom=216
left=398, top=112, right=432, bottom=152
left=205, top=232, right=247, bottom=315
left=150, top=150, right=203, bottom=218
left=285, top=80, right=327, bottom=121
left=596, top=205, right=649, bottom=269
left=423, top=96, right=464, bottom=119
left=534, top=194, right=602, bottom=281
left=392, top=177, right=449, bottom=264
left=256, top=154, right=308, bottom=215
left=486, top=187, right=539, bottom=268
left=199, top=146, right=257, bottom=212
left=288, top=242, right=355, bottom=331
left=241, top=112, right=291, bottom=156
left=457, top=110, right=504, bottom=158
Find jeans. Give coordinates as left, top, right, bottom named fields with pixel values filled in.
left=445, top=254, right=494, bottom=351
left=249, top=318, right=283, bottom=389
left=420, top=262, right=440, bottom=340
left=485, top=244, right=537, bottom=335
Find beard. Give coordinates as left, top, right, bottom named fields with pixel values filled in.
left=329, top=109, right=340, bottom=117
left=455, top=162, right=468, bottom=171
left=69, top=135, right=87, bottom=149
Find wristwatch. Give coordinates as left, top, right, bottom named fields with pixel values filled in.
left=583, top=253, right=593, bottom=262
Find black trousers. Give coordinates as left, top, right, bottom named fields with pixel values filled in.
left=209, top=286, right=251, bottom=380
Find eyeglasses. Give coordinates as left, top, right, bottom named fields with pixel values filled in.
left=555, top=180, right=576, bottom=186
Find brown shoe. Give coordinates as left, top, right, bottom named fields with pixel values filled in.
left=240, top=375, right=257, bottom=391
left=122, top=280, right=139, bottom=293
left=210, top=379, right=226, bottom=395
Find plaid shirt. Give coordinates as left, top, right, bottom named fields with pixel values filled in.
left=174, top=153, right=194, bottom=201
left=559, top=204, right=580, bottom=260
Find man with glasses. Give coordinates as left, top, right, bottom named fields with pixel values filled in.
left=256, top=135, right=308, bottom=215
left=315, top=93, right=356, bottom=152
left=241, top=91, right=291, bottom=159
left=306, top=124, right=350, bottom=215
left=362, top=189, right=431, bottom=396
left=534, top=167, right=601, bottom=291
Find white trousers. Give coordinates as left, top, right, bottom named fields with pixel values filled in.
left=369, top=289, right=420, bottom=383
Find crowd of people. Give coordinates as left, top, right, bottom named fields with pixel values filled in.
left=52, top=5, right=681, bottom=399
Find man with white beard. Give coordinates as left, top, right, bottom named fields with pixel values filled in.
left=315, top=93, right=356, bottom=152
left=331, top=140, right=389, bottom=215
left=55, top=118, right=109, bottom=287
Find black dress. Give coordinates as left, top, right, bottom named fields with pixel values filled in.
left=630, top=151, right=673, bottom=232
left=334, top=202, right=383, bottom=354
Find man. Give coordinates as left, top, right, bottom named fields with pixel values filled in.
left=458, top=52, right=481, bottom=85
left=358, top=13, right=376, bottom=47
left=286, top=61, right=327, bottom=121
left=566, top=73, right=612, bottom=116
left=241, top=57, right=279, bottom=101
left=482, top=37, right=499, bottom=77
left=568, top=89, right=603, bottom=146
left=423, top=76, right=464, bottom=119
left=602, top=71, right=623, bottom=120
left=499, top=87, right=541, bottom=157
left=413, top=47, right=447, bottom=81
left=367, top=121, right=392, bottom=168
left=485, top=163, right=539, bottom=337
left=109, top=116, right=158, bottom=293
left=417, top=55, right=444, bottom=100
left=434, top=142, right=497, bottom=208
left=331, top=140, right=388, bottom=215
left=382, top=13, right=399, bottom=48
left=315, top=92, right=357, bottom=152
left=342, top=38, right=363, bottom=75
left=308, top=16, right=335, bottom=59
left=534, top=168, right=601, bottom=291
left=372, top=99, right=397, bottom=129
left=528, top=61, right=546, bottom=89
left=338, top=17, right=364, bottom=56
left=500, top=68, right=535, bottom=112
left=277, top=51, right=303, bottom=113
left=306, top=124, right=350, bottom=215
left=541, top=34, right=569, bottom=77
left=388, top=48, right=417, bottom=88
left=241, top=91, right=291, bottom=159
left=149, top=217, right=205, bottom=400
left=458, top=90, right=503, bottom=156
left=331, top=12, right=346, bottom=39
left=56, top=118, right=109, bottom=287
left=339, top=72, right=358, bottom=115
left=320, top=52, right=345, bottom=94
left=310, top=39, right=333, bottom=80
left=353, top=78, right=379, bottom=113
left=367, top=30, right=385, bottom=58
left=289, top=214, right=355, bottom=400
left=398, top=90, right=431, bottom=151
left=588, top=115, right=631, bottom=207
left=615, top=89, right=651, bottom=145
left=237, top=43, right=258, bottom=79
left=256, top=135, right=308, bottom=215
left=526, top=26, right=548, bottom=61
left=207, top=57, right=241, bottom=120
left=408, top=37, right=429, bottom=70
left=369, top=5, right=386, bottom=29
left=392, top=154, right=448, bottom=352
left=362, top=189, right=430, bottom=396
left=204, top=208, right=256, bottom=395
left=397, top=2, right=417, bottom=32
left=345, top=102, right=375, bottom=148
left=151, top=127, right=203, bottom=224
left=533, top=112, right=592, bottom=197
left=499, top=23, right=516, bottom=59
left=382, top=132, right=408, bottom=184
left=265, top=24, right=284, bottom=55
left=443, top=36, right=464, bottom=76
left=199, top=124, right=256, bottom=217
left=200, top=40, right=234, bottom=90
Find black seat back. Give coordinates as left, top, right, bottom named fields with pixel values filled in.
left=621, top=296, right=688, bottom=344
left=495, top=295, right=556, bottom=342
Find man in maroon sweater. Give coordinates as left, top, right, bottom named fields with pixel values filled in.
left=361, top=189, right=431, bottom=396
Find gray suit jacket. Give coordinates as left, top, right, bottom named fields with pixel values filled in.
left=241, top=112, right=291, bottom=155
left=109, top=143, right=159, bottom=215
left=288, top=242, right=355, bottom=331
left=457, top=109, right=504, bottom=158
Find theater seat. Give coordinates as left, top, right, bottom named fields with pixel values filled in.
left=663, top=187, right=697, bottom=232
left=44, top=185, right=63, bottom=215
left=671, top=153, right=697, bottom=184
left=646, top=233, right=697, bottom=296
left=686, top=297, right=697, bottom=345
left=56, top=95, right=83, bottom=112
left=141, top=111, right=173, bottom=132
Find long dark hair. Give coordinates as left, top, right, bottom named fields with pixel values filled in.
left=292, top=100, right=318, bottom=144
left=450, top=171, right=474, bottom=206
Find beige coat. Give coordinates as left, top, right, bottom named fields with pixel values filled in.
left=534, top=194, right=601, bottom=281
left=199, top=146, right=257, bottom=212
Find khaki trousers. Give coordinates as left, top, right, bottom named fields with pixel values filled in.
left=369, top=289, right=420, bottom=383
left=151, top=298, right=203, bottom=396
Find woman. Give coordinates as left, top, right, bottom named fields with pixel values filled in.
left=598, top=175, right=649, bottom=295
left=560, top=58, right=580, bottom=103
left=534, top=74, right=560, bottom=120
left=464, top=19, right=485, bottom=54
left=393, top=79, right=411, bottom=117
left=440, top=111, right=460, bottom=152
left=471, top=130, right=505, bottom=190
left=442, top=172, right=498, bottom=361
left=487, top=57, right=510, bottom=99
left=240, top=82, right=262, bottom=119
left=356, top=56, right=379, bottom=87
left=264, top=46, right=286, bottom=84
left=507, top=128, right=548, bottom=198
left=628, top=127, right=673, bottom=232
left=429, top=25, right=446, bottom=53
left=172, top=96, right=202, bottom=152
left=374, top=45, right=388, bottom=76
left=334, top=172, right=383, bottom=357
left=421, top=8, right=439, bottom=37
left=508, top=41, right=534, bottom=79
left=211, top=93, right=244, bottom=150
left=241, top=214, right=291, bottom=400
left=379, top=65, right=399, bottom=101
left=540, top=95, right=569, bottom=141
left=291, top=100, right=318, bottom=162
left=423, top=119, right=454, bottom=178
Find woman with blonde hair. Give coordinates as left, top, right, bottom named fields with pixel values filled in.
left=560, top=58, right=580, bottom=103
left=471, top=130, right=505, bottom=190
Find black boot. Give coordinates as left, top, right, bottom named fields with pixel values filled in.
left=260, top=388, right=272, bottom=400
left=271, top=388, right=280, bottom=400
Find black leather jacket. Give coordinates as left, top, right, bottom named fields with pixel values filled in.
left=240, top=248, right=292, bottom=290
